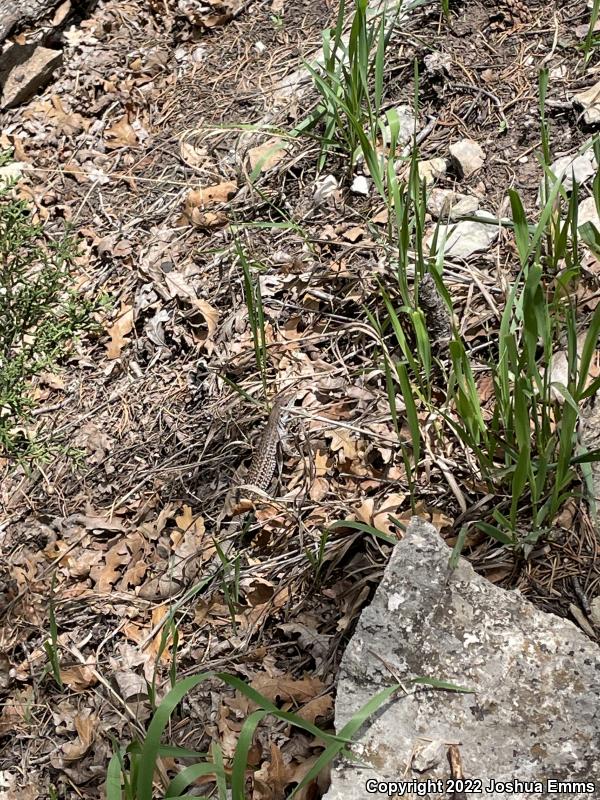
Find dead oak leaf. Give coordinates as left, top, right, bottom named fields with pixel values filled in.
left=193, top=297, right=220, bottom=338
left=105, top=305, right=134, bottom=359
left=249, top=674, right=324, bottom=707
left=60, top=664, right=97, bottom=691
left=185, top=180, right=237, bottom=209
left=247, top=138, right=287, bottom=175
left=104, top=116, right=139, bottom=149
left=253, top=744, right=293, bottom=800
left=296, top=692, right=333, bottom=724
left=59, top=710, right=96, bottom=762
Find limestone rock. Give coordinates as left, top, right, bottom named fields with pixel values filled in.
left=1, top=45, right=63, bottom=108
left=313, top=174, right=338, bottom=205
left=0, top=0, right=65, bottom=43
left=324, top=518, right=600, bottom=800
left=439, top=210, right=498, bottom=258
left=417, top=157, right=446, bottom=186
left=0, top=161, right=25, bottom=187
left=376, top=104, right=416, bottom=150
left=577, top=195, right=600, bottom=231
left=427, top=188, right=479, bottom=221
left=449, top=138, right=485, bottom=179
left=547, top=151, right=597, bottom=194
left=573, top=80, right=600, bottom=125
left=350, top=175, right=370, bottom=196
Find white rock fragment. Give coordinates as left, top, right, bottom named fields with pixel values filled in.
left=546, top=151, right=597, bottom=194
left=313, top=174, right=339, bottom=205
left=578, top=195, right=600, bottom=232
left=380, top=104, right=416, bottom=149
left=547, top=331, right=592, bottom=403
left=417, top=157, right=446, bottom=186
left=427, top=188, right=479, bottom=221
left=573, top=80, right=600, bottom=124
left=550, top=64, right=568, bottom=80
left=350, top=174, right=371, bottom=196
left=438, top=210, right=498, bottom=258
left=449, top=138, right=486, bottom=179
left=191, top=46, right=207, bottom=63
left=423, top=51, right=452, bottom=76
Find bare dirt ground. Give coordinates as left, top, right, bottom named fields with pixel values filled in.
left=1, top=0, right=599, bottom=797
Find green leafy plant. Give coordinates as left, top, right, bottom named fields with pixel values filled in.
left=236, top=239, right=268, bottom=396
left=42, top=573, right=63, bottom=689
left=214, top=539, right=241, bottom=633
left=107, top=671, right=471, bottom=799
left=369, top=70, right=600, bottom=548
left=441, top=93, right=600, bottom=545
left=0, top=163, right=99, bottom=458
left=581, top=0, right=600, bottom=66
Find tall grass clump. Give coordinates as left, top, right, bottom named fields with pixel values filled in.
left=369, top=70, right=600, bottom=547
left=297, top=0, right=401, bottom=190
left=441, top=76, right=600, bottom=546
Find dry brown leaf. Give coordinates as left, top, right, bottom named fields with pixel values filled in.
left=372, top=207, right=389, bottom=224
left=48, top=95, right=87, bottom=136
left=120, top=559, right=148, bottom=589
left=372, top=492, right=406, bottom=535
left=104, top=116, right=139, bottom=149
left=328, top=428, right=358, bottom=461
left=187, top=208, right=229, bottom=229
left=341, top=225, right=365, bottom=242
left=186, top=180, right=237, bottom=208
left=250, top=674, right=324, bottom=706
left=0, top=689, right=33, bottom=735
left=247, top=138, right=287, bottom=174
left=105, top=305, right=134, bottom=359
left=309, top=476, right=329, bottom=502
left=60, top=710, right=96, bottom=761
left=217, top=703, right=239, bottom=760
left=193, top=298, right=220, bottom=337
left=60, top=664, right=97, bottom=691
left=253, top=744, right=293, bottom=799
left=296, top=693, right=333, bottom=724
left=91, top=546, right=125, bottom=593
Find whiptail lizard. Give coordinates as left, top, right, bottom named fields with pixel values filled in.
left=240, top=392, right=291, bottom=494
left=139, top=393, right=294, bottom=599
left=182, top=392, right=294, bottom=584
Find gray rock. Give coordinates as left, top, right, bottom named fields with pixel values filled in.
left=449, top=138, right=485, bottom=179
left=417, top=157, right=446, bottom=186
left=1, top=45, right=63, bottom=108
left=0, top=0, right=64, bottom=44
left=573, top=80, right=600, bottom=125
left=546, top=151, right=597, bottom=194
left=324, top=518, right=600, bottom=800
left=427, top=188, right=479, bottom=221
left=381, top=104, right=416, bottom=149
left=439, top=210, right=498, bottom=258
left=313, top=174, right=339, bottom=205
left=578, top=195, right=600, bottom=231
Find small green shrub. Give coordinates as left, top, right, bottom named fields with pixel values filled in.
left=0, top=163, right=99, bottom=458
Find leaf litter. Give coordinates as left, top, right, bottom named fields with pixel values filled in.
left=1, top=0, right=600, bottom=797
